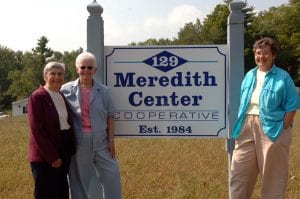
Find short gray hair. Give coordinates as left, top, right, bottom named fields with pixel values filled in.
left=75, top=52, right=96, bottom=68
left=43, top=62, right=65, bottom=76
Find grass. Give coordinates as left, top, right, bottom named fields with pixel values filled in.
left=1, top=113, right=300, bottom=199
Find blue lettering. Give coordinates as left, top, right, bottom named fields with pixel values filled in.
left=128, top=91, right=202, bottom=107
left=203, top=71, right=217, bottom=86
left=128, top=91, right=142, bottom=106
left=114, top=71, right=217, bottom=88
left=114, top=72, right=135, bottom=87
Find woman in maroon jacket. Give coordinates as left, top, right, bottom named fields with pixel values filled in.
left=28, top=62, right=76, bottom=199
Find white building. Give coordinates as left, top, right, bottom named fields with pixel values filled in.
left=12, top=98, right=28, bottom=116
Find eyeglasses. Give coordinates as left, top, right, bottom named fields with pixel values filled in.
left=79, top=66, right=94, bottom=70
left=255, top=51, right=272, bottom=57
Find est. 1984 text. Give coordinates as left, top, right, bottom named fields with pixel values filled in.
left=138, top=125, right=192, bottom=134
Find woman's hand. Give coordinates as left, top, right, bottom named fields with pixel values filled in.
left=283, top=111, right=296, bottom=129
left=107, top=140, right=116, bottom=159
left=51, top=158, right=62, bottom=168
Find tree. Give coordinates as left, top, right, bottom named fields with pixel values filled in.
left=200, top=4, right=229, bottom=44
left=6, top=66, right=36, bottom=100
left=130, top=38, right=173, bottom=46
left=249, top=2, right=300, bottom=82
left=31, top=36, right=54, bottom=85
left=0, top=46, right=19, bottom=109
left=6, top=52, right=38, bottom=99
left=175, top=19, right=203, bottom=45
left=6, top=36, right=54, bottom=100
left=62, top=48, right=83, bottom=82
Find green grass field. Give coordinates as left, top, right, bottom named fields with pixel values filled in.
left=1, top=114, right=300, bottom=199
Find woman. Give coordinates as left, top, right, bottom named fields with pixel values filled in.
left=230, top=37, right=300, bottom=198
left=61, top=52, right=121, bottom=199
left=28, top=62, right=76, bottom=199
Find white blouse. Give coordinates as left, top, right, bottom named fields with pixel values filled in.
left=46, top=88, right=70, bottom=130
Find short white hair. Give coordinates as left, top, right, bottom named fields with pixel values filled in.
left=43, top=62, right=65, bottom=76
left=75, top=52, right=96, bottom=68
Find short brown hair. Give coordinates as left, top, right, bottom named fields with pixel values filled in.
left=252, top=37, right=279, bottom=55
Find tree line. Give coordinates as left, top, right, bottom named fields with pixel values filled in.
left=0, top=0, right=299, bottom=111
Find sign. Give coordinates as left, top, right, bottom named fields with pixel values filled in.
left=105, top=46, right=228, bottom=137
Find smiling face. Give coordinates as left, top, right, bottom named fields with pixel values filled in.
left=44, top=67, right=65, bottom=92
left=254, top=45, right=275, bottom=71
left=252, top=37, right=278, bottom=72
left=76, top=57, right=96, bottom=86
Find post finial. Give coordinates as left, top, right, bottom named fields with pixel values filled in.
left=229, top=0, right=246, bottom=12
left=87, top=0, right=103, bottom=15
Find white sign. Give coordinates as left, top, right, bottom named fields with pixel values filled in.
left=105, top=46, right=228, bottom=138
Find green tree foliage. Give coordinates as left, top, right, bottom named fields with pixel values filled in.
left=130, top=38, right=173, bottom=46
left=248, top=1, right=300, bottom=83
left=242, top=3, right=257, bottom=72
left=5, top=36, right=54, bottom=101
left=31, top=36, right=54, bottom=85
left=175, top=19, right=203, bottom=45
left=62, top=48, right=83, bottom=82
left=199, top=4, right=229, bottom=44
left=0, top=46, right=20, bottom=109
left=6, top=52, right=39, bottom=100
left=6, top=65, right=36, bottom=100
left=132, top=0, right=299, bottom=83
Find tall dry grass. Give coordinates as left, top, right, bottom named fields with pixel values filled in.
left=0, top=114, right=300, bottom=199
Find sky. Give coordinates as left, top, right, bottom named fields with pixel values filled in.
left=0, top=0, right=289, bottom=52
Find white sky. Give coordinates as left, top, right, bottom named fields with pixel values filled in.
left=0, top=0, right=288, bottom=52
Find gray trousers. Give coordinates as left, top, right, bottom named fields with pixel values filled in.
left=69, top=133, right=121, bottom=199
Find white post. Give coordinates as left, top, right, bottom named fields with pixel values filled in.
left=86, top=1, right=105, bottom=198
left=87, top=0, right=104, bottom=83
left=227, top=1, right=245, bottom=198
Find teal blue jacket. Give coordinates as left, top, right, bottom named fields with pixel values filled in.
left=232, top=65, right=300, bottom=141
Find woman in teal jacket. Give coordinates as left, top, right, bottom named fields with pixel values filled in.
left=230, top=37, right=300, bottom=199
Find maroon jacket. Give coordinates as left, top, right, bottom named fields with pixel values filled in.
left=28, top=86, right=76, bottom=164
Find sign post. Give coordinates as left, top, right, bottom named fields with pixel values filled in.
left=227, top=1, right=245, bottom=199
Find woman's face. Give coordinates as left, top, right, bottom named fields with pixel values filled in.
left=76, top=58, right=96, bottom=84
left=254, top=45, right=275, bottom=71
left=44, top=68, right=65, bottom=92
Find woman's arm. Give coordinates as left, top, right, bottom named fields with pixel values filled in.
left=283, top=111, right=296, bottom=129
left=107, top=115, right=116, bottom=158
